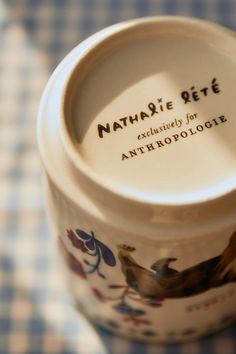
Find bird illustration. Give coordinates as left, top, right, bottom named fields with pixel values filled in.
left=213, top=231, right=236, bottom=283
left=117, top=232, right=236, bottom=300
left=117, top=244, right=165, bottom=299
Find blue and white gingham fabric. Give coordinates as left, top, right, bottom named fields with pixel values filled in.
left=0, top=1, right=236, bottom=353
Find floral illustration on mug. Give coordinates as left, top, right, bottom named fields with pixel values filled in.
left=91, top=284, right=151, bottom=325
left=91, top=283, right=156, bottom=325
left=59, top=238, right=87, bottom=279
left=61, top=228, right=236, bottom=326
left=65, top=229, right=116, bottom=278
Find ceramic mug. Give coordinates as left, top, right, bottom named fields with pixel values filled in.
left=37, top=16, right=236, bottom=342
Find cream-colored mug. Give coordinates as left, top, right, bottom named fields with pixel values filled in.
left=37, top=16, right=236, bottom=342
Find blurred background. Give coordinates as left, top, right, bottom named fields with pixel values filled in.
left=0, top=1, right=236, bottom=354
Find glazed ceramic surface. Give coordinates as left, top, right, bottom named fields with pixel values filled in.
left=37, top=17, right=236, bottom=342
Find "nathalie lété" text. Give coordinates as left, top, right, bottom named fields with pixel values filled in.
left=97, top=78, right=220, bottom=139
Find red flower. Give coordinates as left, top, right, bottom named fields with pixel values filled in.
left=67, top=229, right=88, bottom=253
left=59, top=239, right=87, bottom=279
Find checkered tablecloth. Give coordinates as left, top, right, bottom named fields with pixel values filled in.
left=0, top=1, right=236, bottom=353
